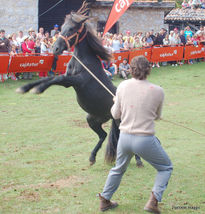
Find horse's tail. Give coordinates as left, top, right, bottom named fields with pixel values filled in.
left=105, top=119, right=120, bottom=163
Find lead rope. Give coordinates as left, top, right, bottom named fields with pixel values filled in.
left=71, top=53, right=205, bottom=137
left=71, top=53, right=115, bottom=97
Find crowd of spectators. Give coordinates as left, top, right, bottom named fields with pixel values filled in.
left=0, top=24, right=205, bottom=82
left=182, top=0, right=205, bottom=9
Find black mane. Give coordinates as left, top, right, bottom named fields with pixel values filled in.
left=64, top=4, right=112, bottom=61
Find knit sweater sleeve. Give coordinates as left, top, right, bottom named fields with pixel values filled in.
left=155, top=89, right=164, bottom=120
left=111, top=85, right=122, bottom=119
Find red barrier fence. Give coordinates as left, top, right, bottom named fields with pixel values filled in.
left=0, top=54, right=10, bottom=74
left=129, top=47, right=152, bottom=63
left=184, top=44, right=205, bottom=60
left=151, top=46, right=184, bottom=63
left=0, top=45, right=204, bottom=75
left=55, top=55, right=72, bottom=73
left=8, top=55, right=54, bottom=73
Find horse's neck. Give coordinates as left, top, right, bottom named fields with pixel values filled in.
left=74, top=39, right=97, bottom=61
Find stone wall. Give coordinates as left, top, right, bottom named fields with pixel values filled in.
left=90, top=7, right=169, bottom=34
left=0, top=0, right=38, bottom=35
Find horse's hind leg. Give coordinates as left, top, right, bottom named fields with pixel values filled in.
left=87, top=115, right=107, bottom=165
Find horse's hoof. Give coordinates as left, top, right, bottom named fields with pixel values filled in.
left=16, top=87, right=25, bottom=94
left=136, top=162, right=144, bottom=168
left=89, top=156, right=96, bottom=166
left=30, top=88, right=40, bottom=94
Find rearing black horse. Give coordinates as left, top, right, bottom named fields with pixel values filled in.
left=16, top=3, right=142, bottom=166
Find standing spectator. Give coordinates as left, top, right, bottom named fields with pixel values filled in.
left=0, top=29, right=10, bottom=53
left=123, top=31, right=134, bottom=43
left=119, top=58, right=130, bottom=80
left=0, top=29, right=10, bottom=81
left=133, top=37, right=142, bottom=48
left=184, top=26, right=193, bottom=40
left=157, top=28, right=166, bottom=45
left=40, top=38, right=51, bottom=54
left=145, top=32, right=153, bottom=46
left=9, top=45, right=18, bottom=80
left=35, top=38, right=41, bottom=54
left=37, top=27, right=45, bottom=41
left=150, top=30, right=156, bottom=43
left=52, top=31, right=60, bottom=44
left=22, top=36, right=33, bottom=80
left=173, top=28, right=179, bottom=37
left=124, top=37, right=134, bottom=50
left=179, top=30, right=186, bottom=45
left=169, top=31, right=175, bottom=45
left=99, top=56, right=173, bottom=213
left=27, top=36, right=35, bottom=53
left=51, top=24, right=59, bottom=37
left=16, top=31, right=24, bottom=52
left=111, top=34, right=122, bottom=52
left=45, top=31, right=50, bottom=40
left=163, top=34, right=170, bottom=46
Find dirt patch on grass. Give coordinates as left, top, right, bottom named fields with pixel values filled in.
left=2, top=176, right=88, bottom=193
left=19, top=190, right=40, bottom=202
left=72, top=119, right=89, bottom=128
left=41, top=176, right=86, bottom=189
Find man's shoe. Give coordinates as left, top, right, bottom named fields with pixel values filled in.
left=99, top=193, right=118, bottom=212
left=144, top=192, right=161, bottom=214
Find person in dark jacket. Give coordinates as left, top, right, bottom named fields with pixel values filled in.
left=0, top=29, right=10, bottom=53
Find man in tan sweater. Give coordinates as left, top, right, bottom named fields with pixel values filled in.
left=99, top=56, right=173, bottom=214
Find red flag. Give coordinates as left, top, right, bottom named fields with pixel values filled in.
left=103, top=0, right=135, bottom=35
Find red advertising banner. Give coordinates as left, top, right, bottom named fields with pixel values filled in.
left=55, top=55, right=72, bottom=73
left=8, top=55, right=54, bottom=73
left=0, top=54, right=10, bottom=74
left=113, top=51, right=129, bottom=67
left=129, top=47, right=152, bottom=63
left=103, top=0, right=135, bottom=35
left=184, top=44, right=205, bottom=60
left=151, top=46, right=184, bottom=63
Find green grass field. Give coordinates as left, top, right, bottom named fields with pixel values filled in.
left=0, top=62, right=205, bottom=214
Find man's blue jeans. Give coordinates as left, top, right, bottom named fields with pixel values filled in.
left=101, top=133, right=173, bottom=202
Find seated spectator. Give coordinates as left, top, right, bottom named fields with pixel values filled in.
left=192, top=0, right=202, bottom=8
left=201, top=0, right=205, bottom=8
left=102, top=60, right=117, bottom=80
left=119, top=58, right=131, bottom=80
left=182, top=0, right=190, bottom=8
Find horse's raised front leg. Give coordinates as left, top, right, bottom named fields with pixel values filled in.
left=29, top=74, right=83, bottom=94
left=16, top=76, right=55, bottom=94
left=87, top=114, right=107, bottom=166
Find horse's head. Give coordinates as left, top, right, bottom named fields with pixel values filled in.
left=53, top=1, right=89, bottom=55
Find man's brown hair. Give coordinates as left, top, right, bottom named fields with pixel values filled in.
left=130, top=55, right=151, bottom=80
